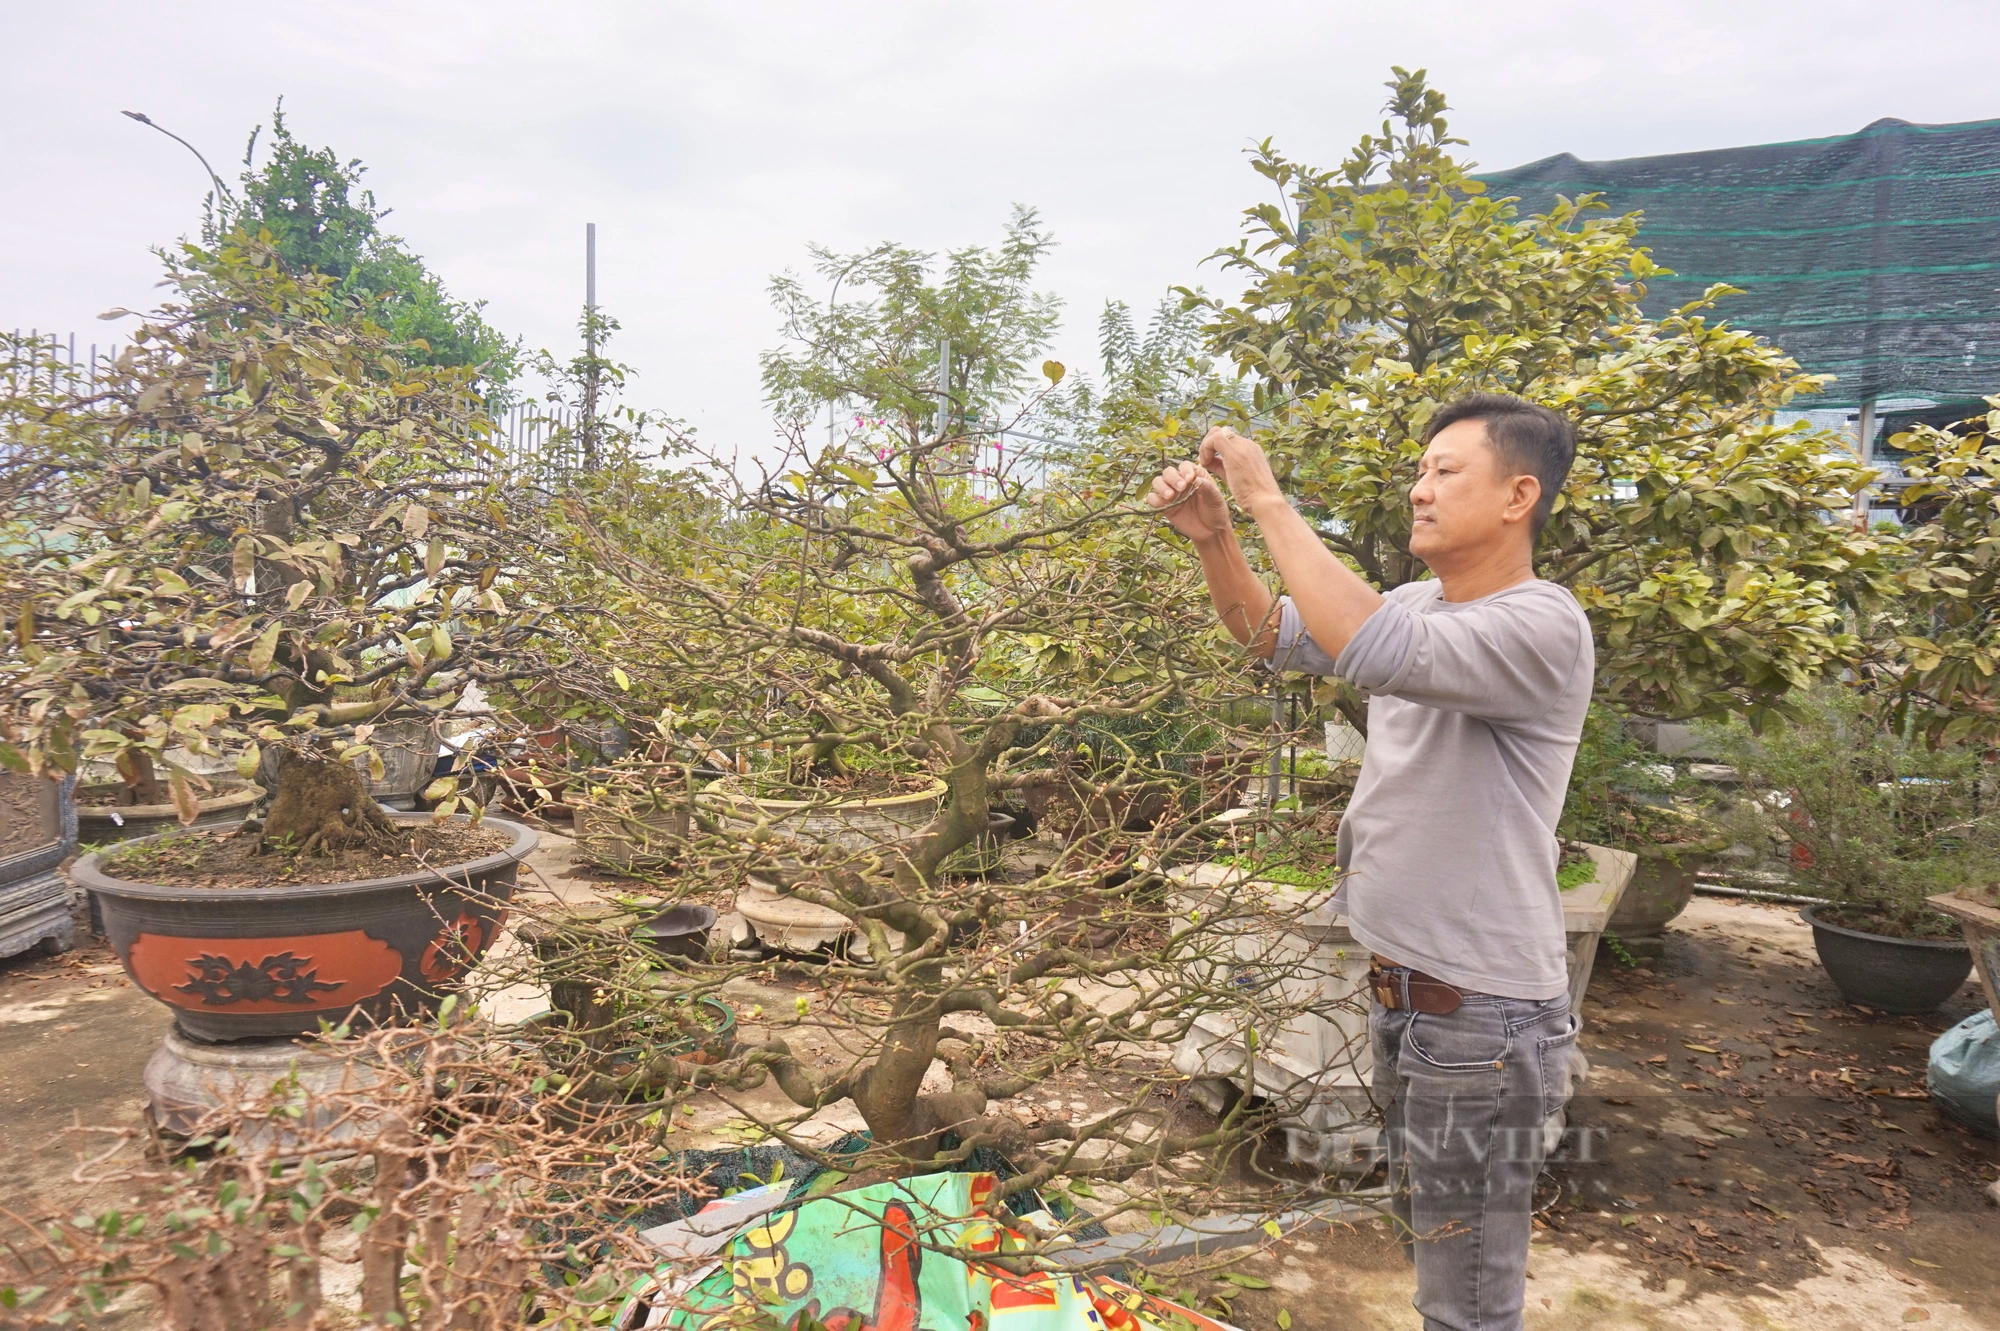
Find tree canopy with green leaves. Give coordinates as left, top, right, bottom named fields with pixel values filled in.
left=214, top=101, right=520, bottom=394
left=760, top=206, right=1063, bottom=440
left=1870, top=402, right=2000, bottom=743
left=1196, top=69, right=1890, bottom=725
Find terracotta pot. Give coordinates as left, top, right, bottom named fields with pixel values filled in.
left=1186, top=748, right=1261, bottom=814
left=76, top=781, right=262, bottom=846
left=71, top=815, right=536, bottom=1042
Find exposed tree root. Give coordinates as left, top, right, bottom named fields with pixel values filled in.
left=260, top=750, right=406, bottom=856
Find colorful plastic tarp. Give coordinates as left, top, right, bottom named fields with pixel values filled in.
left=633, top=1171, right=1240, bottom=1331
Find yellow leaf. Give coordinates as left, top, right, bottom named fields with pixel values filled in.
left=168, top=768, right=199, bottom=827
left=422, top=776, right=458, bottom=804
left=430, top=626, right=451, bottom=661
left=1683, top=1042, right=1722, bottom=1055
left=612, top=667, right=631, bottom=692
left=248, top=621, right=283, bottom=674
left=235, top=743, right=263, bottom=781
left=426, top=539, right=445, bottom=582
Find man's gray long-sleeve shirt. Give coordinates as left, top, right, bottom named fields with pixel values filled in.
left=1273, top=578, right=1593, bottom=1000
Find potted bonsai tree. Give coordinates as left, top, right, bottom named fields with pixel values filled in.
left=0, top=235, right=606, bottom=1042
left=1872, top=398, right=2000, bottom=1024
left=1559, top=705, right=1727, bottom=956
left=524, top=224, right=1351, bottom=1225
left=1712, top=687, right=1990, bottom=1014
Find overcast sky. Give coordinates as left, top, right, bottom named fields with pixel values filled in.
left=6, top=0, right=1999, bottom=453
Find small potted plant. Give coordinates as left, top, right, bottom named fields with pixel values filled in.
left=1713, top=688, right=1988, bottom=1014
left=1559, top=706, right=1727, bottom=955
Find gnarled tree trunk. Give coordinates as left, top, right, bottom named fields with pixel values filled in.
left=261, top=748, right=402, bottom=855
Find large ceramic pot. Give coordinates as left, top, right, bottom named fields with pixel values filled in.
left=1801, top=904, right=1974, bottom=1015
left=72, top=815, right=537, bottom=1042
left=1605, top=838, right=1728, bottom=944
left=700, top=777, right=946, bottom=852
left=76, top=781, right=262, bottom=846
left=0, top=770, right=76, bottom=960
left=574, top=799, right=692, bottom=873
left=356, top=719, right=437, bottom=811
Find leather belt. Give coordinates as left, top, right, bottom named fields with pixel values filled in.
left=1368, top=954, right=1465, bottom=1014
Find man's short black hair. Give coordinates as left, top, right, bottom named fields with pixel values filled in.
left=1423, top=392, right=1577, bottom=536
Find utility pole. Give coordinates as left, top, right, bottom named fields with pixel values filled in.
left=1854, top=395, right=1877, bottom=525
left=584, top=226, right=596, bottom=471
left=935, top=337, right=952, bottom=440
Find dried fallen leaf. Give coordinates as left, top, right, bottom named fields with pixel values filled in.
left=1684, top=1042, right=1723, bottom=1054
left=1910, top=1258, right=1943, bottom=1269
left=1904, top=1308, right=1931, bottom=1323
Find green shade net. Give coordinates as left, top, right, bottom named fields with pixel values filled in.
left=1479, top=117, right=2000, bottom=407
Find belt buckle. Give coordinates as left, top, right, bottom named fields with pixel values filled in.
left=1367, top=963, right=1402, bottom=1011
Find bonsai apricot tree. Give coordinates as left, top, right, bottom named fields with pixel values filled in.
left=0, top=233, right=602, bottom=853
left=542, top=233, right=1342, bottom=1219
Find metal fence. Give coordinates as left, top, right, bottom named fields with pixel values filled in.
left=5, top=329, right=582, bottom=483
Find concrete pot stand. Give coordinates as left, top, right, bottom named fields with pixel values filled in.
left=1169, top=842, right=1634, bottom=1170
left=0, top=770, right=77, bottom=961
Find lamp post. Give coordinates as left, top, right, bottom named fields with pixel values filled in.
left=121, top=111, right=233, bottom=208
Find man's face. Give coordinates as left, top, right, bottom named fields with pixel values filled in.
left=1407, top=419, right=1537, bottom=565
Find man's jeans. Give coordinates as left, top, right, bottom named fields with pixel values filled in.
left=1370, top=991, right=1579, bottom=1331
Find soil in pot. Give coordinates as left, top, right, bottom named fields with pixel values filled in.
left=104, top=822, right=512, bottom=890
left=1801, top=904, right=1974, bottom=1015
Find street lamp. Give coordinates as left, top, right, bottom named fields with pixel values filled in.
left=121, top=110, right=233, bottom=207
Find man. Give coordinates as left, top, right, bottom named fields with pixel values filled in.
left=1147, top=393, right=1591, bottom=1331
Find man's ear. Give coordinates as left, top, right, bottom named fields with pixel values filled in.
left=1504, top=474, right=1542, bottom=525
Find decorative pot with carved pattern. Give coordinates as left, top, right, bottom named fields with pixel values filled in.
left=69, top=815, right=536, bottom=1042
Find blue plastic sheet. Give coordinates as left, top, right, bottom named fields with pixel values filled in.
left=1927, top=1009, right=2000, bottom=1138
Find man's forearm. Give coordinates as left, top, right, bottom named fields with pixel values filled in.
left=1243, top=495, right=1383, bottom=660
left=1191, top=525, right=1279, bottom=659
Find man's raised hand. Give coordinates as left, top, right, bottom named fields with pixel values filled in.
left=1198, top=427, right=1285, bottom=518
left=1146, top=460, right=1233, bottom=544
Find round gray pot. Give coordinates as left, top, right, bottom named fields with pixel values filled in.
left=1802, top=905, right=1973, bottom=1015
